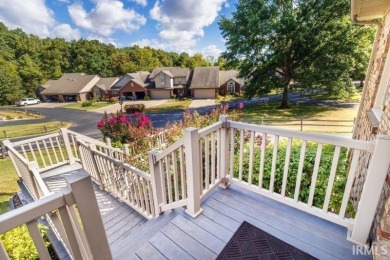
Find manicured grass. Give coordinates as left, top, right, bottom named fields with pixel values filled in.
left=0, top=121, right=71, bottom=139
left=216, top=95, right=245, bottom=104
left=303, top=88, right=363, bottom=103
left=0, top=110, right=42, bottom=120
left=0, top=157, right=18, bottom=214
left=241, top=102, right=358, bottom=133
left=61, top=102, right=111, bottom=111
left=145, top=99, right=192, bottom=113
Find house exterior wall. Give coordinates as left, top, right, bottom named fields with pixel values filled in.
left=351, top=12, right=390, bottom=240
left=219, top=80, right=241, bottom=96
left=192, top=89, right=217, bottom=99
left=173, top=77, right=187, bottom=85
left=149, top=89, right=172, bottom=99
left=120, top=81, right=147, bottom=96
left=155, top=72, right=173, bottom=89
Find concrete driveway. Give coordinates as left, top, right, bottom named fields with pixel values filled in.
left=189, top=99, right=216, bottom=108
left=16, top=102, right=73, bottom=108
left=90, top=100, right=168, bottom=114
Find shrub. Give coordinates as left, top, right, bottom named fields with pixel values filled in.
left=0, top=224, right=49, bottom=260
left=144, top=95, right=151, bottom=101
left=124, top=104, right=145, bottom=114
left=6, top=115, right=13, bottom=120
left=81, top=100, right=93, bottom=107
left=108, top=97, right=119, bottom=104
left=171, top=94, right=177, bottom=99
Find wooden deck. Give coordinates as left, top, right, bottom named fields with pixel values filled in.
left=40, top=164, right=372, bottom=260
left=41, top=164, right=148, bottom=249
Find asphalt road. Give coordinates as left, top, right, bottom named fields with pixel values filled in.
left=0, top=93, right=358, bottom=140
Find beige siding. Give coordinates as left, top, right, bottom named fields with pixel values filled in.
left=149, top=89, right=171, bottom=100
left=193, top=89, right=216, bottom=99
left=155, top=71, right=173, bottom=89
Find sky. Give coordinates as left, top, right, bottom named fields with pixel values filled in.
left=0, top=0, right=238, bottom=58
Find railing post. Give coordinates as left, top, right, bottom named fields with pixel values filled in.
left=148, top=150, right=163, bottom=215
left=105, top=137, right=111, bottom=147
left=89, top=144, right=105, bottom=190
left=350, top=135, right=390, bottom=245
left=184, top=127, right=203, bottom=218
left=60, top=128, right=75, bottom=164
left=123, top=144, right=130, bottom=155
left=219, top=115, right=230, bottom=189
left=65, top=170, right=112, bottom=260
left=0, top=140, right=6, bottom=159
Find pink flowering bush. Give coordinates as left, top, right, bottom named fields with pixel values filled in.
left=97, top=111, right=152, bottom=144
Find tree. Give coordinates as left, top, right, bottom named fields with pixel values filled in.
left=219, top=0, right=374, bottom=108
left=0, top=59, right=22, bottom=105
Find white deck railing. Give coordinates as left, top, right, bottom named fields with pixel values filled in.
left=0, top=171, right=112, bottom=260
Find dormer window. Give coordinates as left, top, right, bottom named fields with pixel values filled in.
left=227, top=81, right=235, bottom=93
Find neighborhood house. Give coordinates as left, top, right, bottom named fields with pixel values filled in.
left=38, top=67, right=243, bottom=101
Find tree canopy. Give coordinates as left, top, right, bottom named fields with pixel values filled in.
left=219, top=0, right=374, bottom=108
left=0, top=23, right=212, bottom=105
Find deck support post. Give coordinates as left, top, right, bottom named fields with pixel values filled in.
left=65, top=170, right=112, bottom=260
left=60, top=128, right=75, bottom=165
left=219, top=115, right=230, bottom=189
left=149, top=150, right=163, bottom=215
left=184, top=127, right=203, bottom=218
left=350, top=135, right=390, bottom=245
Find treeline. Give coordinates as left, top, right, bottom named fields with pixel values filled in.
left=0, top=22, right=213, bottom=105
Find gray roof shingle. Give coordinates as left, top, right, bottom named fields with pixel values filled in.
left=189, top=67, right=220, bottom=89
left=150, top=67, right=189, bottom=79
left=41, top=73, right=100, bottom=95
left=95, top=77, right=120, bottom=91
left=219, top=70, right=242, bottom=85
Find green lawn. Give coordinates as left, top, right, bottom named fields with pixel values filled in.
left=145, top=99, right=192, bottom=113
left=216, top=95, right=245, bottom=104
left=61, top=102, right=111, bottom=111
left=0, top=157, right=18, bottom=214
left=0, top=121, right=71, bottom=140
left=303, top=88, right=363, bottom=103
left=241, top=102, right=358, bottom=133
left=0, top=110, right=42, bottom=120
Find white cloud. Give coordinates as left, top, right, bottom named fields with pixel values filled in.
left=56, top=0, right=70, bottom=3
left=130, top=0, right=147, bottom=6
left=68, top=0, right=146, bottom=37
left=88, top=34, right=119, bottom=47
left=224, top=2, right=230, bottom=8
left=150, top=0, right=226, bottom=51
left=200, top=45, right=223, bottom=58
left=131, top=39, right=167, bottom=50
left=52, top=24, right=80, bottom=41
left=0, top=0, right=55, bottom=37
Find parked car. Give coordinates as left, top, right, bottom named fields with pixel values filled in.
left=15, top=98, right=40, bottom=106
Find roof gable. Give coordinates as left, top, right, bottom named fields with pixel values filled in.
left=150, top=67, right=189, bottom=79
left=190, top=67, right=220, bottom=89
left=41, top=73, right=100, bottom=94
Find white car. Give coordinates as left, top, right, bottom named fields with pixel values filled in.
left=15, top=98, right=41, bottom=106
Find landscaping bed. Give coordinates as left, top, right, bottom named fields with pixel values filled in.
left=60, top=101, right=111, bottom=111
left=144, top=99, right=192, bottom=113
left=0, top=110, right=42, bottom=121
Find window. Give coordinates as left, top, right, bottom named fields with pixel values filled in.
left=227, top=81, right=235, bottom=93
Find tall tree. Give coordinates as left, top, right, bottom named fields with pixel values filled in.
left=219, top=0, right=374, bottom=108
left=0, top=59, right=22, bottom=105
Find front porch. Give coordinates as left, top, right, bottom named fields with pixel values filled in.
left=1, top=117, right=389, bottom=259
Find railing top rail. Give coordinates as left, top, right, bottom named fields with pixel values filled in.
left=4, top=144, right=30, bottom=164
left=198, top=121, right=223, bottom=138
left=70, top=130, right=123, bottom=152
left=92, top=149, right=151, bottom=180
left=229, top=121, right=374, bottom=152
left=0, top=191, right=69, bottom=234
left=155, top=138, right=184, bottom=162
left=10, top=133, right=61, bottom=147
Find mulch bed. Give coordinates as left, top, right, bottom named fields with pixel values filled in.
left=217, top=221, right=317, bottom=260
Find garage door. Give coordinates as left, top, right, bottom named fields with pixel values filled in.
left=194, top=89, right=215, bottom=99
left=150, top=90, right=171, bottom=100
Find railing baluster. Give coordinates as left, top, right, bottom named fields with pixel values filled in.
left=217, top=129, right=221, bottom=180
left=270, top=135, right=279, bottom=192
left=26, top=220, right=51, bottom=260
left=211, top=132, right=216, bottom=185
left=142, top=178, right=151, bottom=214
left=21, top=144, right=28, bottom=160
left=55, top=136, right=65, bottom=162
left=49, top=138, right=59, bottom=164
left=258, top=133, right=267, bottom=188
left=165, top=157, right=173, bottom=203
left=28, top=143, right=38, bottom=162
left=179, top=146, right=186, bottom=199
left=35, top=141, right=46, bottom=168
left=239, top=129, right=244, bottom=181
left=205, top=135, right=210, bottom=189
left=323, top=146, right=341, bottom=212
left=308, top=143, right=323, bottom=206
left=200, top=138, right=204, bottom=192
left=339, top=149, right=360, bottom=218
left=281, top=137, right=292, bottom=197
left=229, top=128, right=234, bottom=177
left=172, top=152, right=179, bottom=202
left=294, top=140, right=307, bottom=202
left=42, top=139, right=53, bottom=166
left=0, top=241, right=10, bottom=260
left=248, top=131, right=255, bottom=185
left=159, top=161, right=167, bottom=204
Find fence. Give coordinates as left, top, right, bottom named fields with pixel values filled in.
left=1, top=121, right=65, bottom=139
left=251, top=118, right=355, bottom=133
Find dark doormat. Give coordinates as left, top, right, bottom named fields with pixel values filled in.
left=217, top=221, right=317, bottom=259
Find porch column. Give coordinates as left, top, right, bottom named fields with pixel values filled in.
left=350, top=135, right=390, bottom=245
left=184, top=127, right=203, bottom=218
